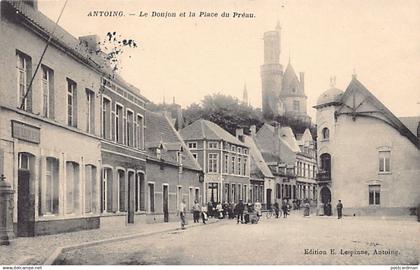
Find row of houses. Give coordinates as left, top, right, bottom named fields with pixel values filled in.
left=0, top=0, right=206, bottom=237
left=0, top=0, right=316, bottom=237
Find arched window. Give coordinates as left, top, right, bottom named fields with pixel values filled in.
left=322, top=127, right=330, bottom=140
left=320, top=153, right=331, bottom=179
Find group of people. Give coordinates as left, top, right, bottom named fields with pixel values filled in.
left=178, top=198, right=344, bottom=229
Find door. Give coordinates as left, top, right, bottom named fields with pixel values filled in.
left=266, top=189, right=272, bottom=210
left=163, top=185, right=169, bottom=222
left=17, top=169, right=35, bottom=237
left=127, top=172, right=134, bottom=224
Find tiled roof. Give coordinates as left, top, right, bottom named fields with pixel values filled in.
left=399, top=117, right=420, bottom=137
left=145, top=110, right=202, bottom=171
left=180, top=119, right=247, bottom=147
left=4, top=0, right=149, bottom=103
left=244, top=136, right=274, bottom=179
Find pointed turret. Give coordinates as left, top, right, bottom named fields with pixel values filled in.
left=242, top=83, right=249, bottom=105
left=281, top=62, right=301, bottom=96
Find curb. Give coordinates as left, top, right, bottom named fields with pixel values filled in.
left=44, top=219, right=219, bottom=265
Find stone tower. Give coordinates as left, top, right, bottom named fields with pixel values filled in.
left=261, top=22, right=283, bottom=120
left=261, top=23, right=311, bottom=123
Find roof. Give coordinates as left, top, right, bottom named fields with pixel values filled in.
left=280, top=62, right=303, bottom=96
left=145, top=110, right=202, bottom=171
left=339, top=78, right=420, bottom=148
left=399, top=117, right=420, bottom=137
left=4, top=1, right=149, bottom=103
left=299, top=128, right=314, bottom=146
left=244, top=136, right=274, bottom=179
left=315, top=87, right=344, bottom=107
left=263, top=124, right=301, bottom=153
left=180, top=119, right=247, bottom=147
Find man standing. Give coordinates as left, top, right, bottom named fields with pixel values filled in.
left=235, top=199, right=245, bottom=224
left=192, top=200, right=201, bottom=223
left=336, top=200, right=343, bottom=219
left=273, top=200, right=280, bottom=218
left=179, top=199, right=187, bottom=229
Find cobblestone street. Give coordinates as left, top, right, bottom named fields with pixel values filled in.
left=56, top=213, right=419, bottom=265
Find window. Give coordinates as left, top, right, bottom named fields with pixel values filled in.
left=40, top=157, right=59, bottom=215
left=231, top=156, right=235, bottom=174
left=322, top=127, right=330, bottom=140
left=208, top=153, right=218, bottom=173
left=102, top=168, right=113, bottom=213
left=237, top=157, right=241, bottom=175
left=135, top=173, right=145, bottom=211
left=369, top=185, right=380, bottom=205
left=243, top=158, right=247, bottom=175
left=66, top=161, right=80, bottom=214
left=188, top=142, right=197, bottom=149
left=231, top=145, right=236, bottom=152
left=149, top=183, right=155, bottom=212
left=86, top=89, right=95, bottom=134
left=19, top=153, right=30, bottom=170
left=192, top=153, right=198, bottom=160
left=195, top=188, right=200, bottom=202
left=243, top=149, right=248, bottom=155
left=102, top=98, right=111, bottom=139
left=208, top=142, right=218, bottom=149
left=379, top=151, right=390, bottom=173
left=136, top=115, right=144, bottom=149
left=126, top=110, right=134, bottom=146
left=223, top=154, right=229, bottom=173
left=67, top=79, right=77, bottom=127
left=293, top=100, right=300, bottom=112
left=320, top=153, right=331, bottom=179
left=238, top=147, right=242, bottom=154
left=115, top=104, right=123, bottom=144
left=41, top=65, right=54, bottom=118
left=243, top=185, right=247, bottom=202
left=84, top=165, right=97, bottom=213
left=118, top=170, right=126, bottom=212
left=17, top=52, right=32, bottom=111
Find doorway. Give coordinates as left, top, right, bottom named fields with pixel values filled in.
left=17, top=153, right=35, bottom=237
left=266, top=189, right=272, bottom=210
left=163, top=185, right=169, bottom=222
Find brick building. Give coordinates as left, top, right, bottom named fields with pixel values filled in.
left=144, top=111, right=202, bottom=222
left=180, top=120, right=250, bottom=204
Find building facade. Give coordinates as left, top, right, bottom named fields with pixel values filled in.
left=180, top=120, right=250, bottom=204
left=99, top=76, right=148, bottom=226
left=260, top=23, right=311, bottom=123
left=0, top=1, right=104, bottom=236
left=314, top=77, right=420, bottom=216
left=145, top=111, right=203, bottom=222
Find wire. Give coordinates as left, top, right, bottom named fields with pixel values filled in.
left=19, top=0, right=69, bottom=110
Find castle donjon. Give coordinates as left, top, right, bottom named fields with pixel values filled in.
left=261, top=23, right=311, bottom=123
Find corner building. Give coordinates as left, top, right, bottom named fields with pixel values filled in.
left=314, top=78, right=420, bottom=216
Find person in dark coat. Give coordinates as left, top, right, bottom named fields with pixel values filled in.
left=273, top=200, right=280, bottom=218
left=282, top=199, right=289, bottom=218
left=235, top=200, right=245, bottom=224
left=336, top=200, right=343, bottom=219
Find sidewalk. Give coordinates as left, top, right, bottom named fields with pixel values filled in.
left=0, top=218, right=216, bottom=265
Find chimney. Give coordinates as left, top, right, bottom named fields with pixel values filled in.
left=79, top=35, right=100, bottom=52
left=299, top=72, right=305, bottom=92
left=23, top=0, right=38, bottom=9
left=250, top=125, right=257, bottom=137
left=176, top=105, right=184, bottom=130
left=236, top=128, right=244, bottom=142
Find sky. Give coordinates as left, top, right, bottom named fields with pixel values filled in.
left=38, top=0, right=420, bottom=119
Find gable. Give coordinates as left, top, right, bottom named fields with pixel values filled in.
left=336, top=79, right=419, bottom=148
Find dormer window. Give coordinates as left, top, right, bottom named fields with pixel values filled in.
left=188, top=142, right=197, bottom=149
left=208, top=142, right=218, bottom=149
